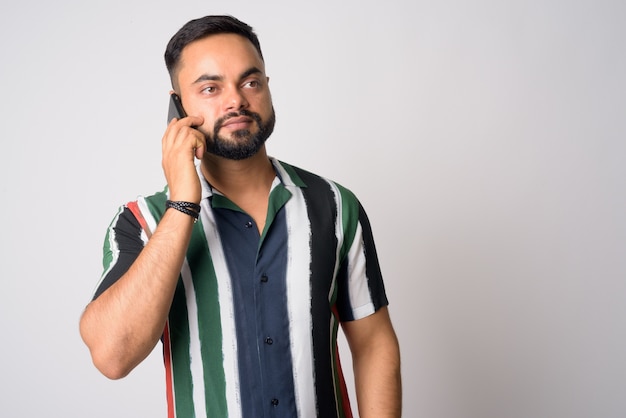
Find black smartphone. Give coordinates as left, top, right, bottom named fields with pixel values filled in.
left=168, top=93, right=187, bottom=123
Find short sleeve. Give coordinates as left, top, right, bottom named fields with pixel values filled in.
left=92, top=206, right=146, bottom=300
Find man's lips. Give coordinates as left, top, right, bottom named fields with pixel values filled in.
left=221, top=116, right=253, bottom=130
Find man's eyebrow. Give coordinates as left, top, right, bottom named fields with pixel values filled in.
left=192, top=67, right=263, bottom=85
left=240, top=66, right=263, bottom=79
left=192, top=74, right=222, bottom=84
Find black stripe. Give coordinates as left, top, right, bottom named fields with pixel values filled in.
left=336, top=202, right=389, bottom=321
left=93, top=208, right=144, bottom=300
left=293, top=166, right=339, bottom=417
left=358, top=202, right=388, bottom=309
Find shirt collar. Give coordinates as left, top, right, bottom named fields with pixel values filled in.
left=196, top=156, right=307, bottom=201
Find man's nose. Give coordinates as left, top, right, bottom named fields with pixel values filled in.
left=224, top=87, right=248, bottom=112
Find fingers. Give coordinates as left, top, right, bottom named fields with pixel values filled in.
left=195, top=143, right=205, bottom=160
left=163, top=116, right=205, bottom=156
left=168, top=114, right=204, bottom=129
left=161, top=115, right=206, bottom=203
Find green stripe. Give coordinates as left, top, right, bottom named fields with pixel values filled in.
left=261, top=183, right=292, bottom=242
left=187, top=222, right=228, bottom=416
left=277, top=160, right=307, bottom=187
left=211, top=194, right=242, bottom=211
left=101, top=206, right=125, bottom=276
left=101, top=223, right=115, bottom=274
left=144, top=191, right=228, bottom=415
left=335, top=183, right=360, bottom=264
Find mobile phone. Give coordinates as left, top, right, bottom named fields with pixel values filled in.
left=168, top=93, right=187, bottom=123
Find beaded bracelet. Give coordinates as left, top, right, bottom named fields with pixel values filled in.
left=165, top=200, right=201, bottom=222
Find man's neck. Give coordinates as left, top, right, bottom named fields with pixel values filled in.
left=200, top=147, right=276, bottom=233
left=199, top=147, right=275, bottom=198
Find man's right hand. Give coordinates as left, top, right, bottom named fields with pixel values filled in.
left=162, top=115, right=206, bottom=203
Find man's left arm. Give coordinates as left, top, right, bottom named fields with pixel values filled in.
left=342, top=306, right=402, bottom=418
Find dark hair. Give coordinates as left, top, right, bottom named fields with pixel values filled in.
left=164, top=15, right=263, bottom=84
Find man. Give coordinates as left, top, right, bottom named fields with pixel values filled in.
left=80, top=15, right=401, bottom=418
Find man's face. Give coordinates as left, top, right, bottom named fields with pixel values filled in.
left=176, top=33, right=275, bottom=160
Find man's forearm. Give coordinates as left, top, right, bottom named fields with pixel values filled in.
left=343, top=307, right=402, bottom=417
left=353, top=337, right=402, bottom=417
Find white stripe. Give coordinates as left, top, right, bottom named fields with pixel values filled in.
left=345, top=222, right=376, bottom=319
left=318, top=181, right=377, bottom=320
left=200, top=199, right=242, bottom=418
left=282, top=184, right=317, bottom=418
left=137, top=196, right=158, bottom=236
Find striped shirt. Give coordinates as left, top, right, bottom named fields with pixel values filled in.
left=93, top=158, right=388, bottom=418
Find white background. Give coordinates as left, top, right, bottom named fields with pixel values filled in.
left=1, top=0, right=625, bottom=417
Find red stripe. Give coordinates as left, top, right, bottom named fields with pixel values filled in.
left=126, top=201, right=152, bottom=238
left=334, top=345, right=353, bottom=418
left=163, top=322, right=175, bottom=418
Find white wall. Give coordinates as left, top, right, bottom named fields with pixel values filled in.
left=1, top=0, right=624, bottom=417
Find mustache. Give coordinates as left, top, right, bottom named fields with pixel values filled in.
left=214, top=109, right=262, bottom=131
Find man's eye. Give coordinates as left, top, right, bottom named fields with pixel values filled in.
left=244, top=80, right=259, bottom=88
left=202, top=86, right=216, bottom=94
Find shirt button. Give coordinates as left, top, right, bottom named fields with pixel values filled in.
left=260, top=274, right=269, bottom=283
left=245, top=221, right=253, bottom=228
left=265, top=337, right=274, bottom=345
left=271, top=398, right=279, bottom=406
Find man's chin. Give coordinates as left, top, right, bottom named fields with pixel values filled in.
left=206, top=136, right=265, bottom=160
left=230, top=129, right=255, bottom=140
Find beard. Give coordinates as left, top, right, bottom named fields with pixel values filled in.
left=201, top=107, right=276, bottom=160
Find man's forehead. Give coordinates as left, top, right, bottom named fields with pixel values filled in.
left=185, top=33, right=262, bottom=62
left=179, top=34, right=263, bottom=75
